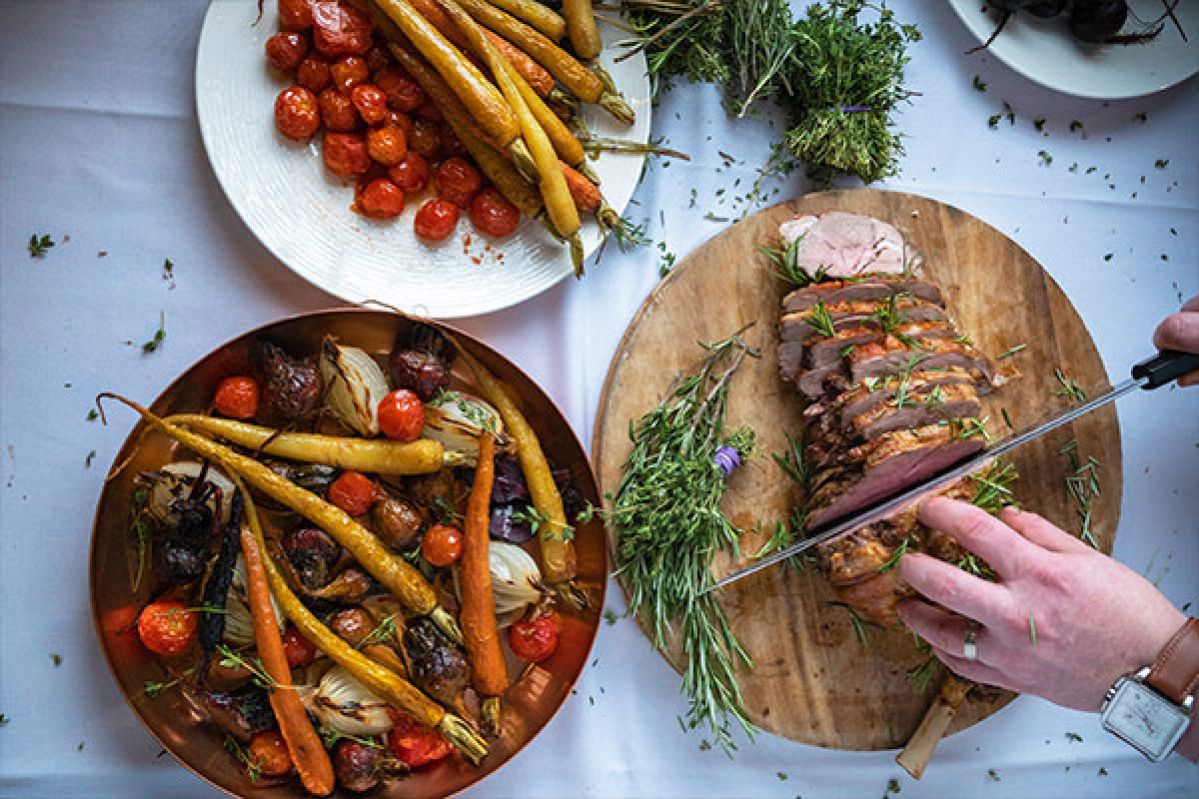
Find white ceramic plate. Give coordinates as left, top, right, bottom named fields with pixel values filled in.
left=948, top=0, right=1199, bottom=99
left=196, top=0, right=651, bottom=318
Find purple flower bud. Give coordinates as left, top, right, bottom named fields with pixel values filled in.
left=714, top=446, right=741, bottom=478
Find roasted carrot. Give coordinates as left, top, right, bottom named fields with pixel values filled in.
left=371, top=0, right=520, bottom=150
left=236, top=485, right=488, bottom=764
left=439, top=0, right=583, bottom=271
left=562, top=0, right=601, bottom=60
left=101, top=396, right=461, bottom=641
left=453, top=352, right=577, bottom=585
left=488, top=0, right=565, bottom=41
left=164, top=414, right=450, bottom=474
left=387, top=39, right=544, bottom=217
left=561, top=161, right=600, bottom=214
left=453, top=0, right=633, bottom=124
left=240, top=526, right=335, bottom=796
left=408, top=0, right=554, bottom=96
left=458, top=433, right=507, bottom=736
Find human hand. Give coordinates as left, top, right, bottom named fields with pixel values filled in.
left=1154, top=294, right=1199, bottom=387
left=896, top=497, right=1186, bottom=711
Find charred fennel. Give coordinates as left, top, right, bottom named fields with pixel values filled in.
left=609, top=331, right=758, bottom=752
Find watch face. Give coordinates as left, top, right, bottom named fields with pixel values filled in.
left=1102, top=680, right=1190, bottom=761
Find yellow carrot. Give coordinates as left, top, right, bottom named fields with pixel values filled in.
left=239, top=527, right=335, bottom=796
left=237, top=485, right=488, bottom=764
left=371, top=0, right=520, bottom=149
left=562, top=0, right=601, bottom=60
left=439, top=0, right=583, bottom=272
left=164, top=414, right=449, bottom=474
left=453, top=351, right=577, bottom=584
left=488, top=0, right=566, bottom=41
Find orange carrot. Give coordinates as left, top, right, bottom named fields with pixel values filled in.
left=458, top=433, right=507, bottom=735
left=240, top=528, right=335, bottom=796
left=561, top=161, right=600, bottom=213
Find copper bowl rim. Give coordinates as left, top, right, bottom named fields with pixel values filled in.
left=88, top=307, right=607, bottom=799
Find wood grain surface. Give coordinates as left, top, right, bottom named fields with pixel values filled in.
left=592, top=190, right=1123, bottom=751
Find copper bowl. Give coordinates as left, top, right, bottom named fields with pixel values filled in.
left=89, top=309, right=606, bottom=798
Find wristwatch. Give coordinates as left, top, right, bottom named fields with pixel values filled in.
left=1101, top=617, right=1199, bottom=762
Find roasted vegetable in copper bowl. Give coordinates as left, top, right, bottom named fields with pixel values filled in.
left=90, top=309, right=605, bottom=798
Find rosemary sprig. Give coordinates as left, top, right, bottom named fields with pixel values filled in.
left=224, top=734, right=263, bottom=783
left=772, top=431, right=809, bottom=491
left=1053, top=368, right=1087, bottom=402
left=808, top=303, right=837, bottom=338
left=1059, top=439, right=1101, bottom=548
left=877, top=536, right=911, bottom=573
left=611, top=330, right=759, bottom=753
left=760, top=234, right=827, bottom=287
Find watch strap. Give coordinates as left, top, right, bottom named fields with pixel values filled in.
left=1146, top=617, right=1199, bottom=706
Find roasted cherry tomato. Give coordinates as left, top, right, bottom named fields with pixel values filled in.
left=311, top=0, right=373, bottom=58
left=296, top=53, right=332, bottom=92
left=377, top=388, right=424, bottom=442
left=281, top=625, right=318, bottom=668
left=278, top=0, right=314, bottom=31
left=265, top=31, right=309, bottom=72
left=469, top=188, right=520, bottom=237
left=407, top=117, right=441, bottom=158
left=137, top=599, right=198, bottom=657
left=249, top=731, right=293, bottom=777
left=413, top=198, right=459, bottom=241
left=213, top=376, right=260, bottom=420
left=385, top=110, right=415, bottom=140
left=330, top=54, right=370, bottom=94
left=357, top=178, right=405, bottom=219
left=438, top=123, right=467, bottom=158
left=274, top=86, right=321, bottom=140
left=322, top=131, right=370, bottom=176
left=434, top=157, right=483, bottom=208
left=387, top=152, right=429, bottom=193
left=367, top=125, right=407, bottom=166
left=414, top=101, right=442, bottom=121
left=349, top=83, right=389, bottom=125
left=364, top=41, right=391, bottom=73
left=327, top=470, right=379, bottom=516
left=374, top=68, right=425, bottom=113
left=508, top=616, right=559, bottom=662
left=421, top=523, right=463, bottom=567
left=387, top=709, right=452, bottom=767
left=318, top=88, right=358, bottom=132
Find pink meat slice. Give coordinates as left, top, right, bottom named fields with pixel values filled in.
left=779, top=211, right=922, bottom=280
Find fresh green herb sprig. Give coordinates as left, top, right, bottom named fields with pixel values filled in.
left=1059, top=439, right=1101, bottom=548
left=610, top=330, right=759, bottom=753
left=28, top=234, right=55, bottom=258
left=224, top=734, right=263, bottom=783
left=513, top=505, right=575, bottom=542
left=128, top=488, right=152, bottom=592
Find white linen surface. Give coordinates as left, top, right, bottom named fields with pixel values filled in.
left=1, top=2, right=1196, bottom=797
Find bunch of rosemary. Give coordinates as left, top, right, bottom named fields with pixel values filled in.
left=609, top=331, right=758, bottom=752
left=618, top=0, right=920, bottom=184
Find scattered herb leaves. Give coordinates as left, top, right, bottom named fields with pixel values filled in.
left=28, top=234, right=55, bottom=258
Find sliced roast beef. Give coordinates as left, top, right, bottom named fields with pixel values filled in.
left=782, top=277, right=944, bottom=314
left=847, top=337, right=996, bottom=391
left=779, top=296, right=948, bottom=344
left=834, top=368, right=977, bottom=422
left=850, top=382, right=983, bottom=440
left=807, top=320, right=958, bottom=370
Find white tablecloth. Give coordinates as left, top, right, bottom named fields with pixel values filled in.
left=2, top=1, right=1197, bottom=797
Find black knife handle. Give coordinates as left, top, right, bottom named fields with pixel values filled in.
left=1132, top=350, right=1199, bottom=389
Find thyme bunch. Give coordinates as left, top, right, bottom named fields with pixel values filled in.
left=610, top=330, right=759, bottom=752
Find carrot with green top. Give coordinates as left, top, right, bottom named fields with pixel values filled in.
left=99, top=395, right=461, bottom=642
left=239, top=523, right=335, bottom=796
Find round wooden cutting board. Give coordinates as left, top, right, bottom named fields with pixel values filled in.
left=592, top=190, right=1123, bottom=751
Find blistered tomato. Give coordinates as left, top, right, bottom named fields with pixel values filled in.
left=327, top=470, right=379, bottom=516
left=322, top=132, right=370, bottom=176
left=508, top=616, right=559, bottom=662
left=311, top=0, right=373, bottom=57
left=349, top=83, right=389, bottom=125
left=213, top=376, right=260, bottom=420
left=249, top=731, right=293, bottom=777
left=318, top=88, right=358, bottom=132
left=413, top=198, right=459, bottom=241
left=421, top=524, right=463, bottom=566
left=407, top=117, right=441, bottom=158
left=278, top=0, right=314, bottom=31
left=367, top=125, right=407, bottom=166
left=330, top=54, right=370, bottom=94
left=296, top=53, right=332, bottom=92
left=357, top=178, right=405, bottom=219
left=137, top=599, right=198, bottom=657
left=469, top=188, right=520, bottom=237
left=374, top=68, right=425, bottom=113
left=387, top=709, right=452, bottom=767
left=281, top=625, right=318, bottom=668
left=434, top=157, right=482, bottom=207
left=377, top=388, right=424, bottom=442
left=265, top=31, right=309, bottom=72
left=274, top=86, right=321, bottom=140
left=387, top=152, right=429, bottom=193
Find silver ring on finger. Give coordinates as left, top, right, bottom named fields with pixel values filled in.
left=963, top=622, right=981, bottom=662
